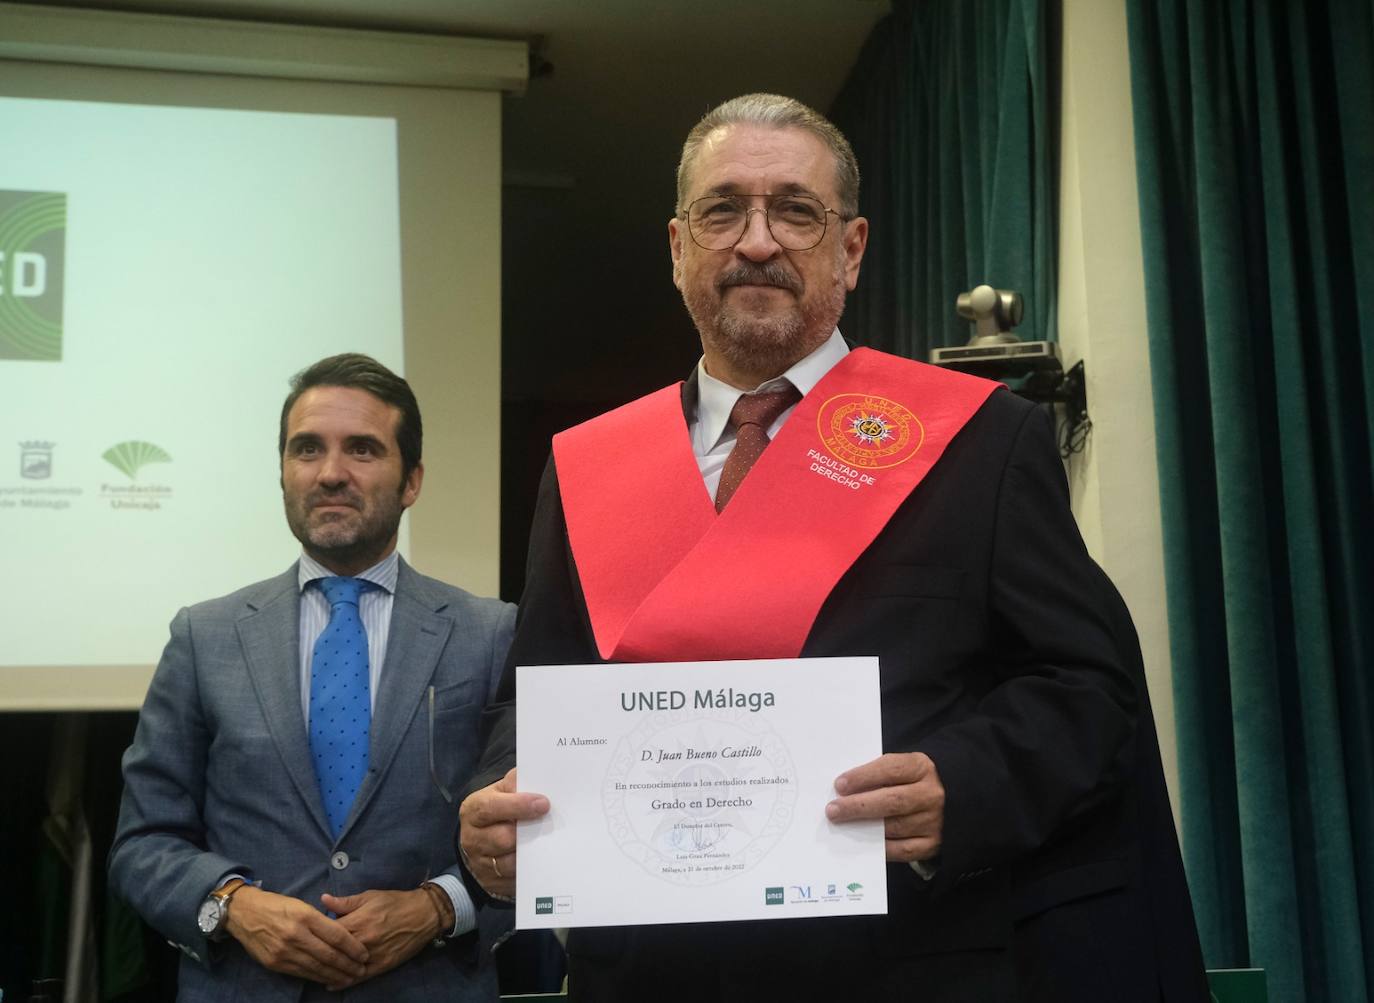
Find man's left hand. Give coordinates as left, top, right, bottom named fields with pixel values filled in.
left=825, top=752, right=945, bottom=862
left=319, top=889, right=437, bottom=986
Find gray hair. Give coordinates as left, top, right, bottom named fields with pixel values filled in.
left=676, top=93, right=860, bottom=218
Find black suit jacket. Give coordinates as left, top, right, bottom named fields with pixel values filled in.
left=470, top=383, right=1207, bottom=1002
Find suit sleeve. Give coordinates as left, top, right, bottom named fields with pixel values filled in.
left=915, top=406, right=1138, bottom=887
left=107, top=607, right=253, bottom=960
left=429, top=595, right=518, bottom=941
left=467, top=455, right=600, bottom=797
left=484, top=600, right=518, bottom=704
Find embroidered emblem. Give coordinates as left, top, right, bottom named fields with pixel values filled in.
left=850, top=414, right=893, bottom=445
left=817, top=394, right=924, bottom=469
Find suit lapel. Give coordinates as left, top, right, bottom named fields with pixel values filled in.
left=235, top=565, right=333, bottom=841
left=342, top=558, right=453, bottom=837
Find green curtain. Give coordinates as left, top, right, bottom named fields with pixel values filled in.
left=831, top=0, right=1058, bottom=359
left=1126, top=1, right=1374, bottom=1001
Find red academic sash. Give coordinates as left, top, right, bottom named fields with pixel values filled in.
left=552, top=347, right=1000, bottom=662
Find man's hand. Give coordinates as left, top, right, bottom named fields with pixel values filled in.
left=320, top=889, right=436, bottom=984
left=458, top=768, right=550, bottom=899
left=825, top=752, right=945, bottom=862
left=224, top=886, right=369, bottom=989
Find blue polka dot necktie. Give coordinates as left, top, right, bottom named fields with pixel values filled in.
left=309, top=576, right=372, bottom=839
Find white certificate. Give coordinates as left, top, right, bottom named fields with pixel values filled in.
left=515, top=657, right=887, bottom=929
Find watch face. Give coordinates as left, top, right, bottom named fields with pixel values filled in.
left=196, top=897, right=221, bottom=936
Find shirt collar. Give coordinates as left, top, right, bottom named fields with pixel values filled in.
left=297, top=550, right=399, bottom=595
left=695, top=327, right=849, bottom=452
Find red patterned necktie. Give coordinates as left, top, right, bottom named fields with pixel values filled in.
left=715, top=385, right=801, bottom=512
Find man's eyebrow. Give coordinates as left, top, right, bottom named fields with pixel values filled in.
left=344, top=434, right=388, bottom=452
left=704, top=181, right=821, bottom=198
left=284, top=432, right=389, bottom=452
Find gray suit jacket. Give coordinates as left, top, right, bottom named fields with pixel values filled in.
left=109, top=558, right=516, bottom=1002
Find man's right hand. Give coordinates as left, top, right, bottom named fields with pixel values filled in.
left=225, top=886, right=370, bottom=990
left=458, top=768, right=550, bottom=899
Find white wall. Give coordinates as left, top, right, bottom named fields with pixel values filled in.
left=1057, top=0, right=1180, bottom=823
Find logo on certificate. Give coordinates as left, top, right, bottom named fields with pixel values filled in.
left=535, top=896, right=554, bottom=915
left=765, top=887, right=784, bottom=906
left=816, top=394, right=924, bottom=469
left=603, top=704, right=797, bottom=889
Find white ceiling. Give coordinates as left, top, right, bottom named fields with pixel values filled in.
left=35, top=0, right=890, bottom=197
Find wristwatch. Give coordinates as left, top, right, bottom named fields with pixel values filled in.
left=196, top=877, right=247, bottom=940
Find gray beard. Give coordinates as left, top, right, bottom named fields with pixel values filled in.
left=685, top=260, right=848, bottom=383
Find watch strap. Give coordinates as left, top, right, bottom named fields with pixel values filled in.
left=211, top=877, right=248, bottom=903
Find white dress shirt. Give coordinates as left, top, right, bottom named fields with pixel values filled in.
left=690, top=328, right=850, bottom=504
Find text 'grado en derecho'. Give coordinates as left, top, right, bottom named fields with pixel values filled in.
left=620, top=689, right=776, bottom=713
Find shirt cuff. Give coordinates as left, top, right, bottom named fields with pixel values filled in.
left=909, top=858, right=937, bottom=882
left=426, top=873, right=476, bottom=937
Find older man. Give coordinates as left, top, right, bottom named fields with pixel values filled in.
left=460, top=95, right=1206, bottom=1001
left=110, top=354, right=514, bottom=1001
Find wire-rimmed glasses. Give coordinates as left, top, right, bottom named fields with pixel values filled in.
left=679, top=193, right=848, bottom=251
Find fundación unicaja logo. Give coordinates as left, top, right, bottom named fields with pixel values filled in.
left=101, top=440, right=173, bottom=511
left=20, top=440, right=54, bottom=479
left=0, top=191, right=66, bottom=361
left=102, top=440, right=172, bottom=481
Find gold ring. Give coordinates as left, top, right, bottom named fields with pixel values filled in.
left=491, top=856, right=503, bottom=879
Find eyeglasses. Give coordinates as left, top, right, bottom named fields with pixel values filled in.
left=679, top=193, right=849, bottom=251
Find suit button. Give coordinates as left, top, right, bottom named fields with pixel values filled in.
left=331, top=851, right=350, bottom=870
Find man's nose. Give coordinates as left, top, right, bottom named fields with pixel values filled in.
left=733, top=207, right=782, bottom=261
left=317, top=449, right=349, bottom=485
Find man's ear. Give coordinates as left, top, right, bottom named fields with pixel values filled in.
left=668, top=217, right=685, bottom=290
left=842, top=216, right=869, bottom=291
left=401, top=461, right=424, bottom=509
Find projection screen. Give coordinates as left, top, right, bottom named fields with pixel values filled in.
left=0, top=3, right=527, bottom=709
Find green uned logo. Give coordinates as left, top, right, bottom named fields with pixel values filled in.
left=535, top=897, right=554, bottom=915
left=0, top=190, right=66, bottom=362
left=765, top=887, right=784, bottom=905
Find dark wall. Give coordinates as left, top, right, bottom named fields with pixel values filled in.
left=498, top=179, right=701, bottom=602
left=0, top=712, right=178, bottom=1003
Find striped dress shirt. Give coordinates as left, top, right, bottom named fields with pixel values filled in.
left=295, top=549, right=474, bottom=936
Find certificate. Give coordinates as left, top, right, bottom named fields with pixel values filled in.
left=514, top=657, right=887, bottom=929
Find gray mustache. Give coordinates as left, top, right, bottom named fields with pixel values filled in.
left=718, top=263, right=801, bottom=295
